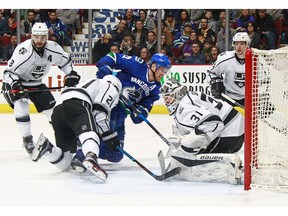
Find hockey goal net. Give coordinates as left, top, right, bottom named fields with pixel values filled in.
left=245, top=47, right=288, bottom=191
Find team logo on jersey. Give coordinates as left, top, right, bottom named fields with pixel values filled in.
left=234, top=72, right=245, bottom=88
left=19, top=47, right=27, bottom=55
left=128, top=87, right=143, bottom=100
left=31, top=65, right=46, bottom=79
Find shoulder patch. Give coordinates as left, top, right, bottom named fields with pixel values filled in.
left=54, top=42, right=59, bottom=46
left=107, top=52, right=117, bottom=61
left=219, top=52, right=226, bottom=56
left=19, top=47, right=27, bottom=55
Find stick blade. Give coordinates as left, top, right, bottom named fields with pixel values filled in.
left=155, top=167, right=181, bottom=181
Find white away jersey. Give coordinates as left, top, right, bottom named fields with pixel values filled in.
left=3, top=39, right=73, bottom=86
left=207, top=50, right=245, bottom=100
left=174, top=92, right=244, bottom=142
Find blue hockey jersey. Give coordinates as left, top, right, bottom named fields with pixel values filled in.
left=96, top=52, right=161, bottom=112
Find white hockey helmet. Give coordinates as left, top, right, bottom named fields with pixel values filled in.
left=232, top=32, right=250, bottom=47
left=160, top=77, right=188, bottom=115
left=31, top=22, right=49, bottom=37
left=102, top=75, right=122, bottom=94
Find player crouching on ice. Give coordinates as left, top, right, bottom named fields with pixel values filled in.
left=31, top=75, right=122, bottom=182
left=160, top=78, right=244, bottom=184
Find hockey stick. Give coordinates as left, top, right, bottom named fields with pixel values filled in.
left=1, top=86, right=64, bottom=94
left=116, top=145, right=181, bottom=181
left=221, top=93, right=245, bottom=116
left=120, top=94, right=172, bottom=147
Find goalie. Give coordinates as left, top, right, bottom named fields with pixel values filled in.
left=160, top=78, right=244, bottom=184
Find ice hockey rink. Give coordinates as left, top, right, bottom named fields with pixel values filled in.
left=1, top=113, right=288, bottom=215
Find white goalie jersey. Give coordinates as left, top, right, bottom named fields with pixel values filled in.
left=174, top=91, right=244, bottom=143
left=207, top=50, right=245, bottom=101
left=3, top=39, right=74, bottom=86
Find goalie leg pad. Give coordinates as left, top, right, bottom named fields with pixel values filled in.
left=170, top=149, right=243, bottom=185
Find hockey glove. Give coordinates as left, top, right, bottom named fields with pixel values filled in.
left=101, top=130, right=121, bottom=152
left=64, top=71, right=81, bottom=87
left=130, top=105, right=149, bottom=124
left=210, top=78, right=225, bottom=98
left=96, top=65, right=113, bottom=79
left=11, top=80, right=28, bottom=100
left=167, top=135, right=182, bottom=147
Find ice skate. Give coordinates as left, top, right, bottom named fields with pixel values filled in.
left=82, top=152, right=108, bottom=181
left=70, top=157, right=87, bottom=173
left=23, top=135, right=35, bottom=155
left=31, top=133, right=53, bottom=162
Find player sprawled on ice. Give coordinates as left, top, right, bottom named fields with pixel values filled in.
left=207, top=32, right=250, bottom=106
left=1, top=22, right=81, bottom=156
left=71, top=53, right=172, bottom=171
left=160, top=77, right=244, bottom=184
left=31, top=75, right=122, bottom=181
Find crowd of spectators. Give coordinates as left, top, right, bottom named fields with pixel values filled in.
left=1, top=9, right=288, bottom=65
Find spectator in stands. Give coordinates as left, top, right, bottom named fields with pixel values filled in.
left=110, top=43, right=120, bottom=53
left=131, top=19, right=148, bottom=51
left=144, top=30, right=157, bottom=55
left=92, top=33, right=113, bottom=64
left=174, top=9, right=196, bottom=35
left=147, top=9, right=165, bottom=22
left=3, top=18, right=16, bottom=37
left=122, top=9, right=136, bottom=31
left=161, top=47, right=175, bottom=64
left=196, top=17, right=216, bottom=44
left=216, top=19, right=236, bottom=53
left=139, top=47, right=151, bottom=64
left=45, top=10, right=72, bottom=47
left=246, top=21, right=260, bottom=49
left=139, top=9, right=155, bottom=32
left=56, top=9, right=77, bottom=35
left=199, top=10, right=217, bottom=33
left=173, top=22, right=193, bottom=48
left=34, top=9, right=50, bottom=22
left=182, top=41, right=205, bottom=65
left=119, top=35, right=138, bottom=56
left=215, top=10, right=226, bottom=34
left=202, top=38, right=213, bottom=56
left=0, top=9, right=8, bottom=36
left=180, top=30, right=199, bottom=60
left=236, top=9, right=255, bottom=32
left=266, top=9, right=283, bottom=21
left=210, top=45, right=219, bottom=63
left=21, top=10, right=37, bottom=38
left=165, top=12, right=176, bottom=35
left=110, top=19, right=131, bottom=46
left=154, top=20, right=173, bottom=46
left=254, top=9, right=277, bottom=50
left=1, top=33, right=17, bottom=63
left=189, top=9, right=204, bottom=26
left=160, top=35, right=172, bottom=57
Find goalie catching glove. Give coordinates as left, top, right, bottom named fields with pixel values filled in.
left=101, top=130, right=121, bottom=151
left=64, top=71, right=81, bottom=87
left=210, top=77, right=225, bottom=98
left=130, top=105, right=149, bottom=124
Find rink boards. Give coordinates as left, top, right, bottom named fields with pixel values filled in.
left=0, top=64, right=211, bottom=113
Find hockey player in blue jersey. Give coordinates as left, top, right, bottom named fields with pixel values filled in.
left=71, top=52, right=171, bottom=171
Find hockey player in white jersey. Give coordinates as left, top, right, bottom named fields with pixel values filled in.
left=160, top=78, right=244, bottom=184
left=31, top=75, right=122, bottom=181
left=1, top=22, right=81, bottom=156
left=207, top=32, right=250, bottom=106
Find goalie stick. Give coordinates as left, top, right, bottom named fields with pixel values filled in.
left=116, top=145, right=180, bottom=181
left=1, top=86, right=64, bottom=94
left=120, top=94, right=172, bottom=147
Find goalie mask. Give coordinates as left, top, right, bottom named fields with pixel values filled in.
left=31, top=22, right=49, bottom=51
left=232, top=32, right=250, bottom=58
left=160, top=77, right=188, bottom=115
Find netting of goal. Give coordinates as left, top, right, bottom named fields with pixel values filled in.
left=245, top=47, right=288, bottom=191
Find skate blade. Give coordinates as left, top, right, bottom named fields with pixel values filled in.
left=82, top=160, right=107, bottom=182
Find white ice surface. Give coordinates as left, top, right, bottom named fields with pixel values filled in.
left=0, top=113, right=288, bottom=215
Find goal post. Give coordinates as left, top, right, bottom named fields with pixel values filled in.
left=245, top=47, right=288, bottom=191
